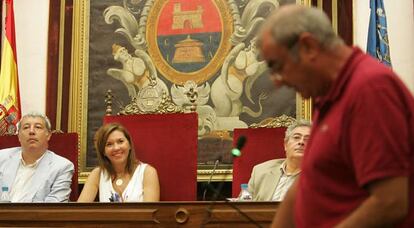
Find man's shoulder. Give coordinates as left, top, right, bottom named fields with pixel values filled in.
left=253, top=159, right=285, bottom=170
left=45, top=150, right=74, bottom=167
left=350, top=50, right=398, bottom=87
left=0, top=147, right=21, bottom=159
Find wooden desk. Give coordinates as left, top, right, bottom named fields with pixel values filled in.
left=0, top=201, right=278, bottom=227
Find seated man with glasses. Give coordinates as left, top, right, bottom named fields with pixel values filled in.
left=247, top=120, right=311, bottom=201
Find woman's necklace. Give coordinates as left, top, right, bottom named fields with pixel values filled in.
left=115, top=173, right=126, bottom=186
left=115, top=178, right=123, bottom=186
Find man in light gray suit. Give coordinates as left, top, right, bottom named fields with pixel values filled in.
left=247, top=120, right=310, bottom=201
left=0, top=112, right=74, bottom=202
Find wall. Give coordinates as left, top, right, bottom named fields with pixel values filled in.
left=11, top=1, right=414, bottom=114
left=354, top=0, right=414, bottom=94
left=13, top=0, right=49, bottom=115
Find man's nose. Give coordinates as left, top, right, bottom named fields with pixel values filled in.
left=298, top=137, right=306, bottom=145
left=270, top=73, right=284, bottom=87
left=29, top=126, right=36, bottom=134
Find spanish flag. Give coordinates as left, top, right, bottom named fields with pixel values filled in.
left=0, top=0, right=20, bottom=135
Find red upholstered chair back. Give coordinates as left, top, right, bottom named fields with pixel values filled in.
left=0, top=133, right=79, bottom=201
left=232, top=127, right=286, bottom=197
left=104, top=113, right=198, bottom=201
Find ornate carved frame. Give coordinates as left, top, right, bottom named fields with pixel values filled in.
left=46, top=0, right=360, bottom=182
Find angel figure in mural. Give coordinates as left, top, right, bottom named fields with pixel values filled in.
left=171, top=81, right=217, bottom=136
left=210, top=39, right=268, bottom=130
left=107, top=44, right=168, bottom=99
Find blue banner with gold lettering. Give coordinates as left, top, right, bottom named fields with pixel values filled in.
left=367, top=0, right=392, bottom=67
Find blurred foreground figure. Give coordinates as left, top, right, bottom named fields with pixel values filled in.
left=259, top=5, right=414, bottom=228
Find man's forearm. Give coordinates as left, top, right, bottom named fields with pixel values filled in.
left=335, top=195, right=406, bottom=228
left=336, top=177, right=408, bottom=228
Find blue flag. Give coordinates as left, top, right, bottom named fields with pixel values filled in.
left=367, top=0, right=392, bottom=67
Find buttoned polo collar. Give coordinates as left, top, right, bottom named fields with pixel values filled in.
left=314, top=47, right=364, bottom=118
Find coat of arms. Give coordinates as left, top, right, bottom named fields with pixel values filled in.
left=102, top=0, right=289, bottom=139
left=146, top=0, right=232, bottom=85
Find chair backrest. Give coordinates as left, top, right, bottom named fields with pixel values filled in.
left=232, top=127, right=286, bottom=197
left=104, top=113, right=198, bottom=201
left=0, top=133, right=79, bottom=201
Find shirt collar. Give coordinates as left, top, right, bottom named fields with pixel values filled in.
left=279, top=161, right=301, bottom=176
left=315, top=47, right=363, bottom=110
left=20, top=151, right=47, bottom=168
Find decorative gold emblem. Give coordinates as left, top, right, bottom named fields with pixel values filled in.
left=249, top=114, right=296, bottom=128
left=105, top=89, right=185, bottom=115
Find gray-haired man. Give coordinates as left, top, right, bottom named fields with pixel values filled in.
left=260, top=5, right=414, bottom=228
left=0, top=112, right=74, bottom=202
left=247, top=120, right=311, bottom=201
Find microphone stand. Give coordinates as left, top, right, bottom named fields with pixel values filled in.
left=200, top=140, right=262, bottom=228
left=202, top=183, right=263, bottom=228
left=202, top=159, right=220, bottom=201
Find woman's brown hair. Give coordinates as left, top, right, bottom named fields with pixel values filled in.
left=94, top=123, right=138, bottom=179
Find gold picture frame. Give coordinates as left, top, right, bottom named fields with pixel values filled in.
left=68, top=0, right=312, bottom=182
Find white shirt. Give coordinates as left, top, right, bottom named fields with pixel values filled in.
left=99, top=163, right=147, bottom=202
left=10, top=153, right=46, bottom=202
left=271, top=161, right=300, bottom=201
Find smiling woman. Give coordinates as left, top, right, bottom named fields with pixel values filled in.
left=77, top=122, right=160, bottom=202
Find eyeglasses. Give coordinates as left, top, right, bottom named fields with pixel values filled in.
left=290, top=134, right=309, bottom=143
left=267, top=58, right=285, bottom=85
left=269, top=73, right=283, bottom=83
left=267, top=59, right=284, bottom=75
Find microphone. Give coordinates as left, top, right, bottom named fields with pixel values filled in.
left=202, top=159, right=220, bottom=201
left=204, top=136, right=247, bottom=201
left=231, top=136, right=247, bottom=157
left=202, top=136, right=246, bottom=200
left=209, top=135, right=247, bottom=201
left=201, top=135, right=262, bottom=227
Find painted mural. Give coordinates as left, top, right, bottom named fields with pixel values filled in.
left=86, top=0, right=296, bottom=167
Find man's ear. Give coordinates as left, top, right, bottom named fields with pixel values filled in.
left=46, top=131, right=52, bottom=141
left=17, top=132, right=22, bottom=144
left=298, top=32, right=320, bottom=61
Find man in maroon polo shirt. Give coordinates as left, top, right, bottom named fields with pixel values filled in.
left=259, top=5, right=414, bottom=228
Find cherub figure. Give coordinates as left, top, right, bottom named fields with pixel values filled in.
left=107, top=44, right=147, bottom=98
